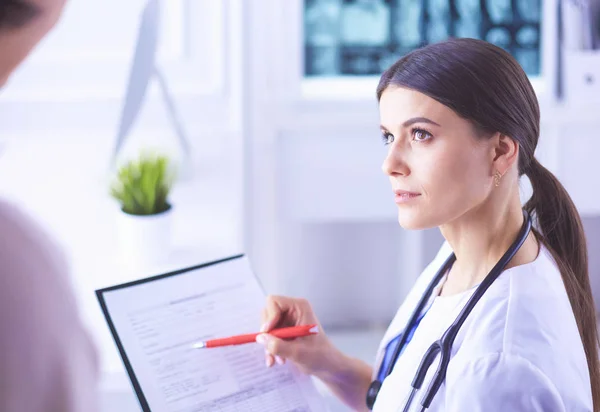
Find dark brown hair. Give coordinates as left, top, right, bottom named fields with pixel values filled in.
left=0, top=0, right=39, bottom=29
left=377, top=37, right=600, bottom=410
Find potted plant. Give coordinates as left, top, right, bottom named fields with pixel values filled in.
left=110, top=151, right=176, bottom=268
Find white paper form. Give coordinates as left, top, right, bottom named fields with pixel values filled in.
left=100, top=256, right=329, bottom=412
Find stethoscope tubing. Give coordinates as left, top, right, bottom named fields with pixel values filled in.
left=367, top=209, right=532, bottom=410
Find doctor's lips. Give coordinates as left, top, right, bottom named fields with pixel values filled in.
left=394, top=189, right=421, bottom=204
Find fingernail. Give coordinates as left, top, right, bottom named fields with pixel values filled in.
left=266, top=356, right=274, bottom=367
left=275, top=356, right=284, bottom=365
left=260, top=322, right=269, bottom=332
left=256, top=334, right=267, bottom=345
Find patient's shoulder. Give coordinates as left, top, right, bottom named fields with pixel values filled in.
left=0, top=198, right=76, bottom=313
left=0, top=198, right=68, bottom=276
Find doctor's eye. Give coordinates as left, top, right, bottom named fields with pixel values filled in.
left=381, top=132, right=394, bottom=145
left=412, top=128, right=433, bottom=142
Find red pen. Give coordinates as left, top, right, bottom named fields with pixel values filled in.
left=191, top=324, right=319, bottom=349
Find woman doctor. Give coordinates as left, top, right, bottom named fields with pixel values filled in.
left=257, top=38, right=600, bottom=411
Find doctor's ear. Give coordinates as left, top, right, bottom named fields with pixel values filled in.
left=490, top=133, right=519, bottom=175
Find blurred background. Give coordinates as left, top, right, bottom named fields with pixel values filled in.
left=0, top=0, right=599, bottom=411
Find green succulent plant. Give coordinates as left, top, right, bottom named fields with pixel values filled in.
left=110, top=151, right=175, bottom=215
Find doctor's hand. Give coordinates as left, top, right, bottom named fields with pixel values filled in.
left=257, top=295, right=340, bottom=377
left=259, top=295, right=374, bottom=412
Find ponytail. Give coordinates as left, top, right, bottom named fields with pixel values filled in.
left=524, top=157, right=600, bottom=410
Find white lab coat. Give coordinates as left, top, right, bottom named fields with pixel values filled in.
left=371, top=241, right=593, bottom=412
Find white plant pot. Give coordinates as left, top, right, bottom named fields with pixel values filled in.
left=116, top=205, right=173, bottom=270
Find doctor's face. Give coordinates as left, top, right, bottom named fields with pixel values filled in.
left=380, top=87, right=494, bottom=230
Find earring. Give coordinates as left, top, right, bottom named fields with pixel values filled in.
left=494, top=171, right=502, bottom=187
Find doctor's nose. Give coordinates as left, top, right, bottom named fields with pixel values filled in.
left=382, top=147, right=410, bottom=177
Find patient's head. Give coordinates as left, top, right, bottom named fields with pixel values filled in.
left=0, top=0, right=67, bottom=87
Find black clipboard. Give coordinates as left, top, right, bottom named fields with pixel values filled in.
left=95, top=254, right=245, bottom=412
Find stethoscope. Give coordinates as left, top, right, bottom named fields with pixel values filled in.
left=366, top=209, right=532, bottom=411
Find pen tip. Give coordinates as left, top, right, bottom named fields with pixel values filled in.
left=191, top=342, right=206, bottom=349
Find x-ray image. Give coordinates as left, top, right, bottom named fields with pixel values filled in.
left=486, top=27, right=511, bottom=48
left=304, top=0, right=342, bottom=47
left=378, top=53, right=399, bottom=72
left=455, top=0, right=482, bottom=38
left=516, top=26, right=539, bottom=46
left=515, top=26, right=539, bottom=75
left=515, top=49, right=539, bottom=76
left=347, top=55, right=375, bottom=73
left=485, top=0, right=513, bottom=24
left=303, top=0, right=542, bottom=76
left=394, top=0, right=424, bottom=47
left=516, top=0, right=541, bottom=22
left=340, top=0, right=390, bottom=46
left=304, top=0, right=342, bottom=75
left=306, top=47, right=340, bottom=75
left=427, top=0, right=451, bottom=43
